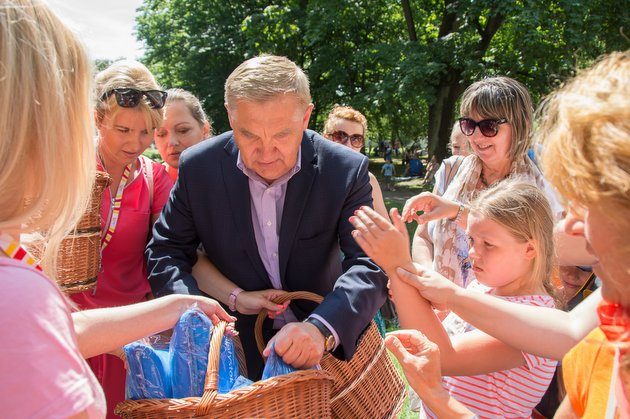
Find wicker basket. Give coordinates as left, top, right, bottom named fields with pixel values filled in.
left=26, top=171, right=110, bottom=294
left=255, top=291, right=406, bottom=419
left=116, top=322, right=335, bottom=418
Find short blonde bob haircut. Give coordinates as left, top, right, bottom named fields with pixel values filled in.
left=95, top=60, right=164, bottom=132
left=471, top=180, right=555, bottom=297
left=323, top=104, right=368, bottom=138
left=0, top=0, right=95, bottom=273
left=537, top=51, right=630, bottom=226
left=460, top=76, right=533, bottom=161
left=224, top=55, right=311, bottom=109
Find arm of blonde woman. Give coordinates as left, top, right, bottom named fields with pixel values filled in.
left=368, top=172, right=389, bottom=219
left=554, top=396, right=579, bottom=419
left=385, top=330, right=475, bottom=419
left=192, top=251, right=289, bottom=316
left=554, top=219, right=598, bottom=266
left=395, top=265, right=601, bottom=360
left=72, top=294, right=235, bottom=359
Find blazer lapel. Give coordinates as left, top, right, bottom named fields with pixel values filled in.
left=221, top=138, right=271, bottom=286
left=278, top=133, right=318, bottom=284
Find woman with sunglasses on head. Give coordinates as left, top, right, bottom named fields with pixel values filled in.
left=154, top=88, right=212, bottom=182
left=322, top=104, right=388, bottom=218
left=401, top=77, right=569, bottom=290
left=70, top=60, right=175, bottom=417
left=0, top=2, right=233, bottom=417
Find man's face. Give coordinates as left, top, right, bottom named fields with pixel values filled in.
left=227, top=94, right=313, bottom=184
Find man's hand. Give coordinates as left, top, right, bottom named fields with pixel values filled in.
left=263, top=322, right=325, bottom=369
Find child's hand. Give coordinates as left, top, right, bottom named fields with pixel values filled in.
left=401, top=192, right=461, bottom=224
left=350, top=206, right=411, bottom=272
left=385, top=330, right=444, bottom=395
left=395, top=263, right=460, bottom=310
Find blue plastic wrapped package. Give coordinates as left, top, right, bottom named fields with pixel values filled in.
left=169, top=306, right=213, bottom=398
left=261, top=344, right=297, bottom=380
left=124, top=342, right=172, bottom=400
left=217, top=335, right=240, bottom=393
left=230, top=375, right=254, bottom=392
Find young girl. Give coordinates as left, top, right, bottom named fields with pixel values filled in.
left=350, top=180, right=557, bottom=418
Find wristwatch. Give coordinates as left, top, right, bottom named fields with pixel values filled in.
left=304, top=317, right=336, bottom=352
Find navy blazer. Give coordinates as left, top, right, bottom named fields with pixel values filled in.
left=146, top=130, right=387, bottom=377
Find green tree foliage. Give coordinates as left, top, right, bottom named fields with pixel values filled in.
left=136, top=0, right=627, bottom=160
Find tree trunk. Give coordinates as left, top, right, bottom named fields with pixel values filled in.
left=427, top=68, right=464, bottom=162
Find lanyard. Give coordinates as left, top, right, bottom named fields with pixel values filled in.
left=0, top=233, right=43, bottom=271
left=101, top=163, right=132, bottom=251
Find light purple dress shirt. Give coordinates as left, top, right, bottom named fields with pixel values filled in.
left=236, top=150, right=340, bottom=349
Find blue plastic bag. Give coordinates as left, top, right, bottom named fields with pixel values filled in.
left=261, top=344, right=297, bottom=380
left=217, top=335, right=240, bottom=393
left=230, top=375, right=254, bottom=391
left=124, top=342, right=172, bottom=400
left=169, top=306, right=213, bottom=398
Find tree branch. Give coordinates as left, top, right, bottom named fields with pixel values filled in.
left=401, top=0, right=418, bottom=42
left=438, top=0, right=460, bottom=38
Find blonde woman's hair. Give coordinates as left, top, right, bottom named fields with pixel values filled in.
left=537, top=51, right=630, bottom=228
left=471, top=180, right=555, bottom=296
left=224, top=55, right=311, bottom=109
left=323, top=104, right=368, bottom=137
left=166, top=88, right=212, bottom=135
left=95, top=60, right=163, bottom=132
left=460, top=77, right=533, bottom=161
left=0, top=0, right=94, bottom=275
left=449, top=121, right=471, bottom=156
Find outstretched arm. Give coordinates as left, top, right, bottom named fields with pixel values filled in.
left=396, top=266, right=601, bottom=360
left=72, top=294, right=235, bottom=359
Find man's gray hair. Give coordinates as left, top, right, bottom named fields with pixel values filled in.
left=225, top=55, right=311, bottom=109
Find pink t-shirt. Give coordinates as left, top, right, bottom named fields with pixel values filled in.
left=72, top=157, right=173, bottom=309
left=0, top=257, right=106, bottom=418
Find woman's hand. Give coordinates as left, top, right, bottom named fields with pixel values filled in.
left=395, top=263, right=460, bottom=310
left=385, top=330, right=444, bottom=396
left=350, top=206, right=412, bottom=273
left=401, top=192, right=460, bottom=224
left=181, top=295, right=237, bottom=324
left=235, top=289, right=290, bottom=317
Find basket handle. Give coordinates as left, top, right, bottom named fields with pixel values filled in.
left=195, top=320, right=227, bottom=416
left=254, top=291, right=324, bottom=355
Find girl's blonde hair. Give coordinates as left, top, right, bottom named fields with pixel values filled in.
left=166, top=88, right=212, bottom=135
left=95, top=60, right=164, bottom=132
left=471, top=180, right=555, bottom=296
left=537, top=51, right=630, bottom=227
left=323, top=104, right=368, bottom=137
left=460, top=76, right=533, bottom=161
left=0, top=0, right=94, bottom=274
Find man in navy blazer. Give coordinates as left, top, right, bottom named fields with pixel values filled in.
left=146, top=55, right=387, bottom=378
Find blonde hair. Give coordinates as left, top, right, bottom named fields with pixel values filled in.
left=460, top=77, right=533, bottom=160
left=224, top=55, right=311, bottom=109
left=537, top=51, right=630, bottom=226
left=165, top=88, right=212, bottom=134
left=471, top=180, right=555, bottom=296
left=449, top=121, right=470, bottom=155
left=0, top=0, right=94, bottom=274
left=323, top=104, right=368, bottom=137
left=95, top=60, right=163, bottom=131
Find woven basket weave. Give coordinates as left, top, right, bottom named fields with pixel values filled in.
left=116, top=321, right=334, bottom=418
left=254, top=291, right=406, bottom=419
left=26, top=171, right=110, bottom=293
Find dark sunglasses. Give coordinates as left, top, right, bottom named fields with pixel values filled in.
left=331, top=130, right=364, bottom=148
left=459, top=117, right=508, bottom=137
left=100, top=88, right=168, bottom=109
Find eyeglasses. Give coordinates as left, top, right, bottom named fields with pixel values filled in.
left=330, top=130, right=364, bottom=148
left=100, top=88, right=168, bottom=109
left=459, top=117, right=508, bottom=137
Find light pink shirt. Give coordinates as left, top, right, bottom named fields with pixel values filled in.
left=236, top=151, right=339, bottom=347
left=0, top=258, right=106, bottom=418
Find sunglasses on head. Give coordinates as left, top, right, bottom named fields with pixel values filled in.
left=331, top=130, right=364, bottom=148
left=459, top=117, right=508, bottom=137
left=100, top=88, right=168, bottom=109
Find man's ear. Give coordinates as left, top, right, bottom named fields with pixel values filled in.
left=301, top=103, right=314, bottom=131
